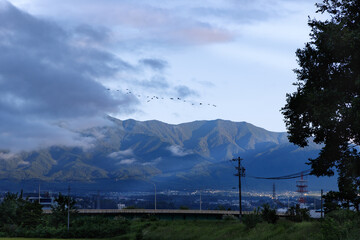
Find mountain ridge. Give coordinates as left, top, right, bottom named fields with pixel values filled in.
left=0, top=117, right=336, bottom=192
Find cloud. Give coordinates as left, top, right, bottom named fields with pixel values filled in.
left=17, top=160, right=30, bottom=166
left=193, top=79, right=215, bottom=87
left=191, top=7, right=271, bottom=24
left=139, top=58, right=168, bottom=71
left=10, top=0, right=235, bottom=47
left=74, top=24, right=111, bottom=43
left=108, top=149, right=134, bottom=159
left=118, top=158, right=137, bottom=165
left=142, top=157, right=162, bottom=166
left=108, top=149, right=138, bottom=165
left=167, top=145, right=193, bottom=157
left=172, top=25, right=233, bottom=45
left=175, top=85, right=198, bottom=98
left=0, top=116, right=97, bottom=152
left=0, top=151, right=16, bottom=160
left=133, top=76, right=170, bottom=90
left=0, top=2, right=138, bottom=152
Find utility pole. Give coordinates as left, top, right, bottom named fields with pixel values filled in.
left=232, top=157, right=245, bottom=220
left=38, top=183, right=41, bottom=204
left=200, top=190, right=202, bottom=211
left=153, top=183, right=156, bottom=210
left=67, top=184, right=70, bottom=232
left=97, top=190, right=100, bottom=209
left=288, top=195, right=290, bottom=209
left=321, top=189, right=324, bottom=219
left=272, top=183, right=276, bottom=200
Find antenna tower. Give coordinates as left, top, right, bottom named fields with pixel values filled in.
left=296, top=173, right=308, bottom=204
left=272, top=183, right=276, bottom=200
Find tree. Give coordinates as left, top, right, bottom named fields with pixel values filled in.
left=281, top=0, right=360, bottom=210
left=287, top=204, right=310, bottom=222
left=50, top=193, right=77, bottom=227
left=0, top=192, right=43, bottom=230
left=261, top=204, right=278, bottom=224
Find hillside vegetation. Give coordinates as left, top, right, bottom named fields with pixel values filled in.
left=0, top=194, right=358, bottom=240
left=1, top=215, right=359, bottom=240
left=0, top=118, right=331, bottom=192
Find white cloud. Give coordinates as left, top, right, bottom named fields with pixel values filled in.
left=118, top=158, right=137, bottom=165
left=142, top=157, right=162, bottom=166
left=0, top=152, right=15, bottom=160
left=108, top=149, right=138, bottom=165
left=8, top=0, right=235, bottom=47
left=167, top=145, right=193, bottom=157
left=17, top=160, right=30, bottom=166
left=4, top=0, right=322, bottom=134
left=108, top=149, right=134, bottom=159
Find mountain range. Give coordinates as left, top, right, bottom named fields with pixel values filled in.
left=0, top=117, right=337, bottom=193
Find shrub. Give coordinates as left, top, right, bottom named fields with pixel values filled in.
left=321, top=210, right=360, bottom=240
left=222, top=214, right=237, bottom=221
left=242, top=214, right=262, bottom=229
left=179, top=206, right=189, bottom=210
left=287, top=204, right=310, bottom=222
left=71, top=216, right=130, bottom=238
left=261, top=204, right=278, bottom=224
left=135, top=229, right=143, bottom=240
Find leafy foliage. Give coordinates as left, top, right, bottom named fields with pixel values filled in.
left=261, top=204, right=278, bottom=224
left=50, top=192, right=77, bottom=227
left=0, top=191, right=42, bottom=233
left=0, top=196, right=359, bottom=240
left=242, top=207, right=262, bottom=229
left=321, top=209, right=360, bottom=240
left=68, top=216, right=130, bottom=238
left=179, top=205, right=190, bottom=210
left=287, top=204, right=310, bottom=222
left=222, top=214, right=238, bottom=221
left=281, top=0, right=360, bottom=210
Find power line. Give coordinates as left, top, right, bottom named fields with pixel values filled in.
left=246, top=169, right=311, bottom=180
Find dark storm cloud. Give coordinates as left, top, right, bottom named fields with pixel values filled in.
left=139, top=58, right=168, bottom=71
left=0, top=2, right=137, bottom=152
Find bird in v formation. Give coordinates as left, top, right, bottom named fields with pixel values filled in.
left=106, top=88, right=217, bottom=107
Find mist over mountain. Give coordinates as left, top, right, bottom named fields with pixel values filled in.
left=0, top=118, right=336, bottom=193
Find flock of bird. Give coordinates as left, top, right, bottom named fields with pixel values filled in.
left=107, top=88, right=217, bottom=107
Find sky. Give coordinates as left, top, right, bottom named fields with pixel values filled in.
left=0, top=0, right=323, bottom=153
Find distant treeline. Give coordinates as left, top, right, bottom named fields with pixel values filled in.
left=0, top=191, right=359, bottom=239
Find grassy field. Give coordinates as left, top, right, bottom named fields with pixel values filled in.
left=0, top=239, right=99, bottom=240
left=0, top=216, right=355, bottom=240
left=0, top=220, right=325, bottom=240
left=113, top=219, right=323, bottom=240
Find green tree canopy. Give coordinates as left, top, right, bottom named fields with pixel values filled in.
left=51, top=192, right=77, bottom=227
left=282, top=0, right=360, bottom=210
left=0, top=192, right=43, bottom=230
